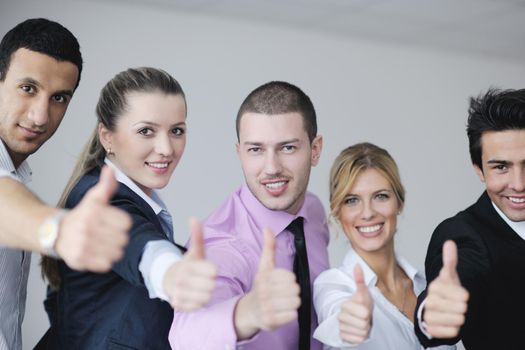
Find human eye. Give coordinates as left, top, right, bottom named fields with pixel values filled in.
left=490, top=163, right=508, bottom=173
left=52, top=94, right=69, bottom=104
left=247, top=146, right=262, bottom=154
left=171, top=127, right=185, bottom=136
left=20, top=85, right=36, bottom=94
left=375, top=192, right=390, bottom=201
left=343, top=196, right=359, bottom=206
left=281, top=144, right=297, bottom=154
left=138, top=127, right=154, bottom=136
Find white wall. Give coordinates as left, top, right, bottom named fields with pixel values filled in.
left=1, top=0, right=524, bottom=348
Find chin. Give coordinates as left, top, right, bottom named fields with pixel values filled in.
left=354, top=239, right=387, bottom=253
left=504, top=211, right=525, bottom=222
left=10, top=142, right=40, bottom=155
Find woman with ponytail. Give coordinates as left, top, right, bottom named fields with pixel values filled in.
left=40, top=67, right=216, bottom=349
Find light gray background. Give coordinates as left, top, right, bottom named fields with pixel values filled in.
left=2, top=0, right=524, bottom=349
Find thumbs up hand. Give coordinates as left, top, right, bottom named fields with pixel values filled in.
left=234, top=229, right=301, bottom=340
left=338, top=264, right=373, bottom=344
left=423, top=240, right=469, bottom=338
left=56, top=166, right=131, bottom=272
left=163, top=218, right=217, bottom=311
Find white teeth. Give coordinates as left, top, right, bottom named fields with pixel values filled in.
left=358, top=224, right=382, bottom=233
left=148, top=162, right=168, bottom=169
left=509, top=197, right=525, bottom=203
left=265, top=181, right=286, bottom=189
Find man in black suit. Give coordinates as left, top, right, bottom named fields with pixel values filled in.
left=414, top=88, right=525, bottom=349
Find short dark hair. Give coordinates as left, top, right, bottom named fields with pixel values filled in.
left=236, top=81, right=317, bottom=142
left=467, top=88, right=525, bottom=168
left=0, top=18, right=83, bottom=89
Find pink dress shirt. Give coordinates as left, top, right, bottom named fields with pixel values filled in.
left=169, top=184, right=330, bottom=350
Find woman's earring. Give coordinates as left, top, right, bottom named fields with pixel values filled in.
left=107, top=146, right=114, bottom=156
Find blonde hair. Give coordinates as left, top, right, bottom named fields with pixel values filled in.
left=329, top=142, right=405, bottom=222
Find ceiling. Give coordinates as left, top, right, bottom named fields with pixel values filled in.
left=105, top=0, right=525, bottom=62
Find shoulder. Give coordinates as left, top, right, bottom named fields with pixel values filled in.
left=428, top=212, right=485, bottom=258
left=304, top=191, right=326, bottom=212
left=313, top=265, right=357, bottom=314
left=435, top=193, right=493, bottom=234
left=66, top=169, right=101, bottom=208
left=432, top=194, right=490, bottom=241
left=303, top=191, right=329, bottom=234
left=67, top=169, right=149, bottom=215
left=315, top=266, right=353, bottom=290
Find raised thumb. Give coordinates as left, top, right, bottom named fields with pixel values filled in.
left=440, top=240, right=459, bottom=282
left=258, top=228, right=276, bottom=272
left=353, top=264, right=369, bottom=303
left=85, top=165, right=117, bottom=204
left=186, top=217, right=205, bottom=260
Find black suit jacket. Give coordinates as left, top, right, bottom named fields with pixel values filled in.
left=42, top=167, right=185, bottom=350
left=414, top=192, right=525, bottom=349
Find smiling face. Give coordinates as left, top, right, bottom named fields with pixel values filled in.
left=236, top=112, right=322, bottom=214
left=99, top=91, right=187, bottom=196
left=474, top=129, right=525, bottom=222
left=338, top=168, right=401, bottom=256
left=0, top=48, right=78, bottom=167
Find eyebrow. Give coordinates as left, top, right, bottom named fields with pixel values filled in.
left=242, top=138, right=300, bottom=147
left=487, top=159, right=525, bottom=167
left=19, top=77, right=74, bottom=97
left=132, top=121, right=186, bottom=127
left=347, top=188, right=392, bottom=194
left=487, top=159, right=510, bottom=165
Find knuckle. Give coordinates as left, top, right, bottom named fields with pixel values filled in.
left=458, top=314, right=465, bottom=325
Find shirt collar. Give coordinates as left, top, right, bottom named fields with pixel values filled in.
left=0, top=140, right=32, bottom=183
left=491, top=201, right=525, bottom=239
left=104, top=158, right=165, bottom=215
left=239, top=183, right=308, bottom=237
left=341, top=247, right=426, bottom=293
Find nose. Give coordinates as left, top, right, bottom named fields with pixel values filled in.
left=155, top=134, right=174, bottom=157
left=28, top=97, right=50, bottom=127
left=510, top=168, right=525, bottom=192
left=360, top=200, right=376, bottom=221
left=263, top=151, right=283, bottom=176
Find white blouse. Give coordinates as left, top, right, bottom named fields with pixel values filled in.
left=313, top=248, right=455, bottom=350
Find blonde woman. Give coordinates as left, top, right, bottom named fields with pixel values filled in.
left=313, top=142, right=454, bottom=350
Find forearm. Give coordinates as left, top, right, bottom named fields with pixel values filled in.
left=139, top=240, right=182, bottom=300
left=0, top=177, right=57, bottom=252
left=170, top=295, right=241, bottom=349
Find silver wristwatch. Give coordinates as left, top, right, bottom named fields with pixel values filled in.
left=38, top=209, right=67, bottom=258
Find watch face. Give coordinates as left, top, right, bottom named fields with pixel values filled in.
left=39, top=210, right=66, bottom=258
left=41, top=221, right=57, bottom=239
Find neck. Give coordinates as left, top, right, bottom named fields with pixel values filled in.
left=4, top=145, right=27, bottom=169
left=358, top=244, right=398, bottom=289
left=284, top=192, right=306, bottom=215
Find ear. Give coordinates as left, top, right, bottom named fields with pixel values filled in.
left=311, top=135, right=323, bottom=167
left=398, top=203, right=404, bottom=216
left=473, top=163, right=486, bottom=183
left=98, top=123, right=113, bottom=152
left=235, top=142, right=240, bottom=159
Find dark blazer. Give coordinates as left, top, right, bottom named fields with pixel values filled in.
left=414, top=192, right=525, bottom=349
left=42, top=167, right=185, bottom=350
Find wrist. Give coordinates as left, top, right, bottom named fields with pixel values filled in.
left=38, top=209, right=67, bottom=258
left=234, top=292, right=260, bottom=340
left=162, top=261, right=180, bottom=297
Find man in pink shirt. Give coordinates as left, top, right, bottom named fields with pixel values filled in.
left=170, top=81, right=330, bottom=349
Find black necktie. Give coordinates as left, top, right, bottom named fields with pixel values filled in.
left=287, top=217, right=311, bottom=350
